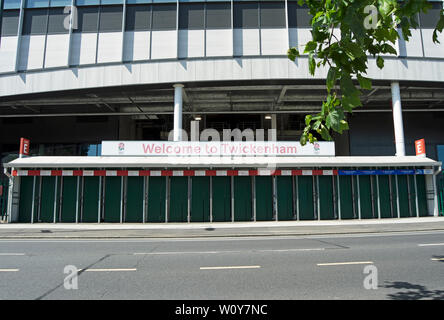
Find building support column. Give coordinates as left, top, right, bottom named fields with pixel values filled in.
left=391, top=82, right=405, bottom=157
left=173, top=84, right=184, bottom=142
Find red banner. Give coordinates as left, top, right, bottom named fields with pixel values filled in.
left=19, top=138, right=30, bottom=157
left=415, top=139, right=426, bottom=156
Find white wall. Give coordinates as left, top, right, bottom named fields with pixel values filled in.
left=44, top=34, right=69, bottom=68
left=398, top=29, right=424, bottom=57
left=261, top=28, right=287, bottom=55
left=151, top=30, right=177, bottom=60
left=178, top=30, right=205, bottom=58
left=18, top=35, right=45, bottom=70
left=69, top=33, right=97, bottom=65
left=206, top=29, right=232, bottom=57
left=0, top=36, right=18, bottom=73
left=233, top=29, right=260, bottom=56
left=422, top=29, right=444, bottom=58
left=97, top=32, right=123, bottom=63
left=123, top=31, right=150, bottom=61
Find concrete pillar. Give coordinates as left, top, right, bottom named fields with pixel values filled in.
left=270, top=114, right=277, bottom=141
left=173, top=84, right=184, bottom=142
left=391, top=82, right=405, bottom=157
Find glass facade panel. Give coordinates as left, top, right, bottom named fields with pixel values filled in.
left=125, top=4, right=151, bottom=31
left=152, top=3, right=176, bottom=30
left=22, top=8, right=48, bottom=35
left=98, top=5, right=123, bottom=32
left=179, top=3, right=204, bottom=30
left=1, top=10, right=20, bottom=36
left=206, top=2, right=230, bottom=29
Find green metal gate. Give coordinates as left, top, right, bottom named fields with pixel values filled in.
left=60, top=177, right=77, bottom=222
left=0, top=177, right=9, bottom=220
left=19, top=176, right=35, bottom=222
left=212, top=176, right=231, bottom=222
left=147, top=176, right=166, bottom=222
left=358, top=176, right=374, bottom=219
left=397, top=175, right=411, bottom=217
left=416, top=175, right=428, bottom=217
left=191, top=176, right=210, bottom=222
left=234, top=176, right=252, bottom=221
left=169, top=177, right=188, bottom=222
left=104, top=177, right=121, bottom=222
left=40, top=176, right=58, bottom=222
left=277, top=176, right=293, bottom=220
left=255, top=176, right=273, bottom=221
left=318, top=176, right=335, bottom=220
left=378, top=175, right=392, bottom=218
left=82, top=177, right=99, bottom=222
left=126, top=176, right=144, bottom=222
left=298, top=176, right=315, bottom=220
left=438, top=174, right=444, bottom=216
left=338, top=175, right=355, bottom=219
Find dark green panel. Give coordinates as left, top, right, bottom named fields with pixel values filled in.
left=169, top=177, right=188, bottom=222
left=416, top=175, right=428, bottom=217
left=358, top=176, right=373, bottom=219
left=212, top=176, right=231, bottom=222
left=378, top=175, right=392, bottom=218
left=319, top=176, right=335, bottom=220
left=82, top=177, right=99, bottom=222
left=147, top=176, right=166, bottom=222
left=408, top=175, right=418, bottom=217
left=277, top=176, right=293, bottom=221
left=61, top=177, right=77, bottom=223
left=0, top=179, right=9, bottom=218
left=234, top=176, right=252, bottom=221
left=191, top=176, right=210, bottom=222
left=390, top=175, right=398, bottom=217
left=339, top=176, right=354, bottom=219
left=19, top=176, right=34, bottom=223
left=398, top=175, right=410, bottom=217
left=40, top=176, right=56, bottom=222
left=104, top=177, right=121, bottom=222
left=255, top=176, right=273, bottom=221
left=298, top=176, right=314, bottom=220
left=126, top=177, right=144, bottom=222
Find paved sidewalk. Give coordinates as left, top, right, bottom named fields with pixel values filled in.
left=0, top=217, right=443, bottom=238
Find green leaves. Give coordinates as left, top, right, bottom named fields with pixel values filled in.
left=285, top=0, right=443, bottom=145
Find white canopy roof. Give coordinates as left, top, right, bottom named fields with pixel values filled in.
left=3, top=156, right=441, bottom=169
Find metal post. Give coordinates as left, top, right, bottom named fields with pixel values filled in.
left=336, top=173, right=342, bottom=220
left=31, top=176, right=36, bottom=224
left=295, top=175, right=299, bottom=220
left=357, top=175, right=361, bottom=220
left=414, top=174, right=419, bottom=217
left=351, top=175, right=356, bottom=219
left=53, top=176, right=58, bottom=223
left=187, top=176, right=191, bottom=223
left=395, top=175, right=400, bottom=218
left=407, top=175, right=412, bottom=217
left=231, top=176, right=234, bottom=222
left=209, top=176, right=213, bottom=223
left=143, top=176, right=148, bottom=223
left=173, top=84, right=184, bottom=142
left=332, top=175, right=337, bottom=219
left=98, top=176, right=102, bottom=223
left=316, top=176, right=320, bottom=221
left=391, top=82, right=405, bottom=157
left=376, top=174, right=381, bottom=219
left=273, top=176, right=278, bottom=221
left=389, top=175, right=394, bottom=218
left=165, top=177, right=169, bottom=223
left=75, top=176, right=80, bottom=224
left=120, top=176, right=124, bottom=224
left=432, top=172, right=439, bottom=217
left=252, top=176, right=256, bottom=222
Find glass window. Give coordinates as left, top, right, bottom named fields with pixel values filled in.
left=126, top=0, right=152, bottom=3
left=420, top=2, right=443, bottom=29
left=233, top=2, right=258, bottom=29
left=294, top=3, right=311, bottom=27
left=75, top=0, right=100, bottom=5
left=26, top=0, right=50, bottom=8
left=260, top=1, right=285, bottom=28
left=49, top=0, right=71, bottom=7
left=73, top=6, right=99, bottom=32
left=206, top=2, right=230, bottom=29
left=22, top=8, right=48, bottom=35
left=47, top=7, right=70, bottom=33
left=98, top=5, right=123, bottom=32
left=3, top=0, right=22, bottom=9
left=101, top=0, right=123, bottom=5
left=152, top=3, right=176, bottom=30
left=179, top=3, right=204, bottom=30
left=1, top=10, right=20, bottom=36
left=125, top=4, right=151, bottom=31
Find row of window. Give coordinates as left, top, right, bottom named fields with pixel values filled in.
left=1, top=1, right=442, bottom=36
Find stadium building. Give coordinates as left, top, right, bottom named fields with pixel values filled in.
left=0, top=0, right=443, bottom=223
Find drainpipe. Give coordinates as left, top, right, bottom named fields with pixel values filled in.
left=391, top=82, right=405, bottom=157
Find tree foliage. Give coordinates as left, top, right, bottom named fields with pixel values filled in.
left=287, top=0, right=444, bottom=145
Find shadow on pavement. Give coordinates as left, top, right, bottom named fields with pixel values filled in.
left=382, top=281, right=444, bottom=300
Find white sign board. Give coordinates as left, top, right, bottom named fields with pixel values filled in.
left=101, top=141, right=335, bottom=157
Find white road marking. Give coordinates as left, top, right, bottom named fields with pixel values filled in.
left=431, top=258, right=444, bottom=261
left=418, top=243, right=444, bottom=247
left=0, top=253, right=25, bottom=256
left=134, top=248, right=325, bottom=255
left=317, top=261, right=373, bottom=266
left=0, top=269, right=19, bottom=272
left=200, top=266, right=261, bottom=270
left=78, top=268, right=137, bottom=272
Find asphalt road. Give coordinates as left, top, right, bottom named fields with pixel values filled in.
left=0, top=231, right=443, bottom=300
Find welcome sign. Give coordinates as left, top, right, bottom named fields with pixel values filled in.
left=101, top=141, right=335, bottom=157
